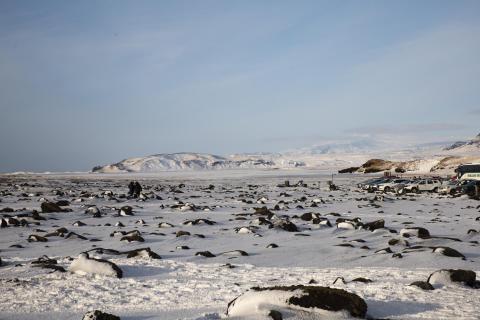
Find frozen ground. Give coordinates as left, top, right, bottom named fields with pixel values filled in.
left=0, top=170, right=479, bottom=319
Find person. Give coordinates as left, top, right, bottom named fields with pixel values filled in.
left=133, top=181, right=142, bottom=198
left=128, top=181, right=135, bottom=197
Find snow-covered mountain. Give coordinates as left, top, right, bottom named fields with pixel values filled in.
left=295, top=139, right=380, bottom=155
left=92, top=152, right=304, bottom=173
left=443, top=133, right=480, bottom=151
left=92, top=133, right=480, bottom=174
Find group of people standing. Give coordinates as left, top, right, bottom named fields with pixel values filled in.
left=128, top=181, right=143, bottom=198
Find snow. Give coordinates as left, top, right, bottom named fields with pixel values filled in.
left=0, top=171, right=479, bottom=319
left=227, top=289, right=301, bottom=318
left=68, top=253, right=122, bottom=278
left=337, top=222, right=356, bottom=230
left=427, top=270, right=455, bottom=288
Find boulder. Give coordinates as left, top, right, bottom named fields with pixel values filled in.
left=268, top=310, right=283, bottom=320
left=126, top=247, right=161, bottom=259
left=55, top=200, right=70, bottom=206
left=82, top=310, right=120, bottom=320
left=176, top=230, right=191, bottom=237
left=41, top=202, right=65, bottom=213
left=120, top=234, right=145, bottom=242
left=427, top=269, right=478, bottom=288
left=362, top=219, right=385, bottom=231
left=312, top=217, right=332, bottom=227
left=400, top=227, right=430, bottom=239
left=410, top=281, right=434, bottom=290
left=432, top=247, right=465, bottom=259
left=195, top=251, right=216, bottom=258
left=300, top=212, right=318, bottom=221
left=274, top=219, right=298, bottom=232
left=227, top=285, right=367, bottom=318
left=338, top=167, right=360, bottom=174
left=119, top=206, right=133, bottom=216
left=28, top=234, right=48, bottom=242
left=254, top=206, right=274, bottom=216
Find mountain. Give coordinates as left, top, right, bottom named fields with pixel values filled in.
left=443, top=133, right=480, bottom=151
left=92, top=133, right=480, bottom=174
left=92, top=152, right=304, bottom=173
left=294, top=139, right=381, bottom=155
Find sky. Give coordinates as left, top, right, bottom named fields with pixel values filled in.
left=1, top=0, right=480, bottom=172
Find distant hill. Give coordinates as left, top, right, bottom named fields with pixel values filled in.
left=92, top=133, right=480, bottom=174
left=92, top=152, right=304, bottom=173
left=444, top=133, right=480, bottom=151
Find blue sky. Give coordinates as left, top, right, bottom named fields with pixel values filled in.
left=1, top=1, right=479, bottom=171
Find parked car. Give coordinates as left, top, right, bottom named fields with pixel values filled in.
left=395, top=180, right=419, bottom=195
left=378, top=179, right=410, bottom=193
left=358, top=178, right=383, bottom=189
left=404, top=179, right=443, bottom=193
left=362, top=177, right=392, bottom=192
left=460, top=180, right=480, bottom=197
left=438, top=180, right=460, bottom=195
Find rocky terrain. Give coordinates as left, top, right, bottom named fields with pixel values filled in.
left=0, top=171, right=479, bottom=319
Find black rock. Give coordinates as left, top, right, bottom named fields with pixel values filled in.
left=195, top=251, right=216, bottom=258
left=300, top=212, right=317, bottom=221
left=388, top=238, right=409, bottom=246
left=176, top=230, right=191, bottom=237
left=362, top=219, right=385, bottom=231
left=41, top=202, right=65, bottom=213
left=402, top=227, right=430, bottom=239
left=65, top=232, right=88, bottom=240
left=428, top=269, right=478, bottom=288
left=82, top=310, right=121, bottom=320
left=254, top=206, right=274, bottom=216
left=55, top=200, right=70, bottom=206
left=120, top=234, right=145, bottom=242
left=275, top=220, right=298, bottom=232
left=410, top=281, right=434, bottom=290
left=28, top=234, right=48, bottom=242
left=126, top=247, right=161, bottom=259
left=351, top=277, right=372, bottom=283
left=241, top=285, right=368, bottom=318
left=312, top=217, right=332, bottom=227
left=432, top=247, right=465, bottom=259
left=119, top=206, right=133, bottom=216
left=268, top=310, right=283, bottom=320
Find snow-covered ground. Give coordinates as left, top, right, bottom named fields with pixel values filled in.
left=0, top=171, right=479, bottom=319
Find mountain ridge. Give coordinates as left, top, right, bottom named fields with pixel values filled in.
left=92, top=133, right=480, bottom=174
